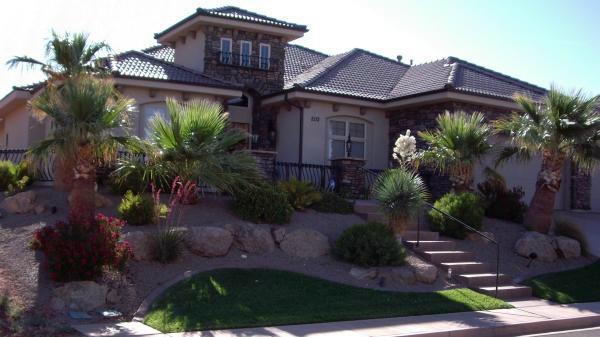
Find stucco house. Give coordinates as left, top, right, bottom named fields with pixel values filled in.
left=0, top=5, right=598, bottom=210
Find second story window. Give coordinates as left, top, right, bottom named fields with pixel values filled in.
left=220, top=38, right=232, bottom=64
left=240, top=41, right=251, bottom=67
left=259, top=43, right=271, bottom=70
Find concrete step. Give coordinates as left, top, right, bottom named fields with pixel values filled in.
left=440, top=262, right=491, bottom=274
left=403, top=230, right=439, bottom=241
left=404, top=240, right=456, bottom=251
left=353, top=200, right=380, bottom=214
left=456, top=273, right=513, bottom=287
left=477, top=285, right=533, bottom=300
left=422, top=251, right=473, bottom=263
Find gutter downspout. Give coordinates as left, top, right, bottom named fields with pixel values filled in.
left=284, top=93, right=304, bottom=180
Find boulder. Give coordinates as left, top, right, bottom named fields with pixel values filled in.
left=106, top=289, right=120, bottom=304
left=224, top=223, right=274, bottom=254
left=271, top=227, right=286, bottom=244
left=350, top=267, right=378, bottom=280
left=390, top=266, right=416, bottom=285
left=467, top=232, right=496, bottom=243
left=122, top=231, right=153, bottom=261
left=189, top=226, right=233, bottom=257
left=555, top=236, right=581, bottom=259
left=515, top=232, right=557, bottom=262
left=0, top=190, right=36, bottom=213
left=413, top=263, right=438, bottom=284
left=52, top=281, right=107, bottom=312
left=280, top=229, right=330, bottom=258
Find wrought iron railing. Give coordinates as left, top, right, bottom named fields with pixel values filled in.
left=275, top=162, right=335, bottom=191
left=217, top=52, right=278, bottom=70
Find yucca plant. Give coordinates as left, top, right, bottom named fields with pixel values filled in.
left=494, top=86, right=600, bottom=233
left=418, top=111, right=492, bottom=192
left=114, top=98, right=263, bottom=203
left=373, top=168, right=429, bottom=235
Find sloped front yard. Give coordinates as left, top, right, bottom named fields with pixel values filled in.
left=524, top=261, right=600, bottom=304
left=144, top=268, right=511, bottom=332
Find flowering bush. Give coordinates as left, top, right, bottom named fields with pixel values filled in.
left=31, top=213, right=132, bottom=282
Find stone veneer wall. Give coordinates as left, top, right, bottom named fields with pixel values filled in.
left=570, top=162, right=591, bottom=210
left=388, top=101, right=513, bottom=199
left=250, top=150, right=277, bottom=180
left=331, top=158, right=366, bottom=199
left=202, top=25, right=286, bottom=95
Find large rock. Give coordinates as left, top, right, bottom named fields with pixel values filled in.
left=122, top=231, right=153, bottom=261
left=280, top=229, right=330, bottom=258
left=189, top=226, right=233, bottom=257
left=0, top=190, right=37, bottom=213
left=390, top=266, right=417, bottom=285
left=413, top=263, right=438, bottom=284
left=350, top=267, right=378, bottom=280
left=224, top=223, right=274, bottom=254
left=52, top=281, right=107, bottom=312
left=555, top=236, right=581, bottom=259
left=271, top=227, right=286, bottom=244
left=515, top=231, right=557, bottom=262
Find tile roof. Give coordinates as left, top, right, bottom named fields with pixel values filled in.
left=155, top=6, right=307, bottom=39
left=284, top=44, right=328, bottom=86
left=109, top=50, right=237, bottom=89
left=141, top=45, right=175, bottom=63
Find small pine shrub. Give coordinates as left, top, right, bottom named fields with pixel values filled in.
left=30, top=214, right=132, bottom=282
left=335, top=222, right=406, bottom=267
left=233, top=184, right=293, bottom=224
left=278, top=178, right=322, bottom=210
left=554, top=219, right=589, bottom=255
left=118, top=191, right=156, bottom=226
left=310, top=191, right=354, bottom=214
left=477, top=179, right=527, bottom=223
left=428, top=192, right=484, bottom=239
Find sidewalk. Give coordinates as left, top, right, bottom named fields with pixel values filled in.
left=73, top=299, right=600, bottom=337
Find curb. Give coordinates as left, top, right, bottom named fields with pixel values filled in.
left=132, top=270, right=195, bottom=322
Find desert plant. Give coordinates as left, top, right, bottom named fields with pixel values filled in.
left=117, top=191, right=156, bottom=226
left=108, top=165, right=147, bottom=195
left=428, top=192, right=485, bottom=239
left=278, top=178, right=322, bottom=210
left=335, top=222, right=406, bottom=267
left=373, top=168, right=429, bottom=234
left=30, top=213, right=132, bottom=282
left=554, top=219, right=589, bottom=255
left=233, top=183, right=293, bottom=224
left=494, top=86, right=599, bottom=233
left=115, top=98, right=262, bottom=204
left=28, top=75, right=134, bottom=223
left=0, top=161, right=32, bottom=193
left=477, top=169, right=527, bottom=223
left=310, top=191, right=354, bottom=214
left=418, top=111, right=492, bottom=192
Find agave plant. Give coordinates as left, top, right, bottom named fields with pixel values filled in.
left=373, top=168, right=429, bottom=235
left=114, top=98, right=263, bottom=203
left=418, top=111, right=492, bottom=192
left=494, top=86, right=600, bottom=233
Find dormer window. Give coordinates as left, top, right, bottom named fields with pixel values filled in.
left=240, top=41, right=251, bottom=67
left=220, top=38, right=232, bottom=64
left=259, top=43, right=271, bottom=70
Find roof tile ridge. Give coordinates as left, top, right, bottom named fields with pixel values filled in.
left=287, top=44, right=329, bottom=57
left=294, top=49, right=356, bottom=87
left=351, top=48, right=411, bottom=67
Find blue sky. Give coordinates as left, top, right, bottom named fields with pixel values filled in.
left=1, top=0, right=599, bottom=98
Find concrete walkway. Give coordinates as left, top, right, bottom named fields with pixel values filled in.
left=556, top=210, right=600, bottom=257
left=73, top=299, right=600, bottom=337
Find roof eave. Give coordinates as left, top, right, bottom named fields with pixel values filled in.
left=0, top=90, right=31, bottom=117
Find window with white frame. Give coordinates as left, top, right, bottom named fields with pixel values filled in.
left=220, top=38, right=232, bottom=64
left=328, top=119, right=366, bottom=159
left=259, top=43, right=271, bottom=69
left=141, top=103, right=168, bottom=139
left=240, top=41, right=251, bottom=67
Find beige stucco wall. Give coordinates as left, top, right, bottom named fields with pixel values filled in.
left=0, top=104, right=31, bottom=148
left=174, top=31, right=206, bottom=72
left=276, top=101, right=389, bottom=170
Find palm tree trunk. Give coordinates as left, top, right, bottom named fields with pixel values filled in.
left=54, top=156, right=75, bottom=192
left=452, top=165, right=473, bottom=193
left=524, top=151, right=565, bottom=234
left=68, top=143, right=96, bottom=224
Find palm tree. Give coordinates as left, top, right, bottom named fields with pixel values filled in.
left=114, top=98, right=263, bottom=203
left=30, top=75, right=133, bottom=223
left=7, top=31, right=111, bottom=191
left=495, top=86, right=600, bottom=233
left=418, top=111, right=492, bottom=192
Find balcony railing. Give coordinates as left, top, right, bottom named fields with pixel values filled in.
left=217, top=52, right=277, bottom=71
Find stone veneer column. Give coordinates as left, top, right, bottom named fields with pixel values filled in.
left=571, top=162, right=591, bottom=210
left=331, top=158, right=366, bottom=199
left=250, top=150, right=277, bottom=181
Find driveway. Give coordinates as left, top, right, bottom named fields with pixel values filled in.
left=556, top=211, right=600, bottom=257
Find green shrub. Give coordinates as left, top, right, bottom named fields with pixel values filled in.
left=310, top=191, right=354, bottom=214
left=108, top=169, right=147, bottom=195
left=0, top=161, right=32, bottom=192
left=554, top=219, right=589, bottom=255
left=278, top=178, right=322, bottom=210
left=428, top=192, right=484, bottom=239
left=233, top=184, right=293, bottom=224
left=335, top=222, right=406, bottom=267
left=117, top=191, right=156, bottom=226
left=477, top=178, right=527, bottom=223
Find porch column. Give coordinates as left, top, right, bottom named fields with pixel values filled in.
left=331, top=158, right=366, bottom=199
left=250, top=150, right=277, bottom=181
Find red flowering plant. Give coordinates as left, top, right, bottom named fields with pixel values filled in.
left=31, top=211, right=132, bottom=282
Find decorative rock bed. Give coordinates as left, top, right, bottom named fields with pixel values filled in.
left=515, top=231, right=582, bottom=262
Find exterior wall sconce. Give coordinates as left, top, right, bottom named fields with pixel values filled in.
left=345, top=134, right=352, bottom=157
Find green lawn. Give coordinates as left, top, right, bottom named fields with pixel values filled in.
left=524, top=261, right=600, bottom=304
left=144, top=268, right=512, bottom=332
